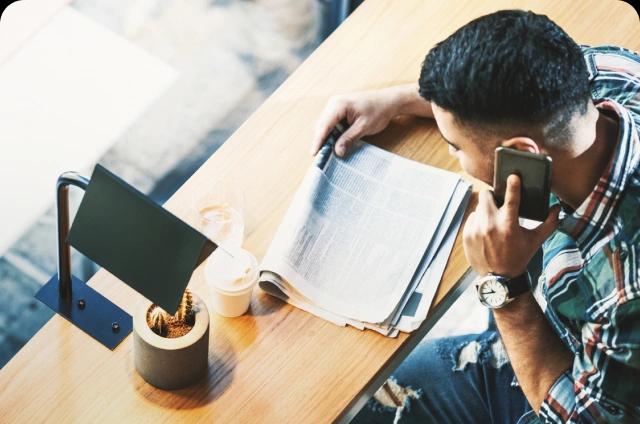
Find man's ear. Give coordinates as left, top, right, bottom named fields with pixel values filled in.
left=501, top=137, right=541, bottom=154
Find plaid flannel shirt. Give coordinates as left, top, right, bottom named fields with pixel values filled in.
left=532, top=46, right=640, bottom=423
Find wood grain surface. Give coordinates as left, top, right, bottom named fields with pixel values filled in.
left=1, top=1, right=638, bottom=422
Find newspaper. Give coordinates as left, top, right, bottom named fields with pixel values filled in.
left=259, top=125, right=471, bottom=335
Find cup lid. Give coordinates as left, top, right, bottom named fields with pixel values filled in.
left=205, top=248, right=258, bottom=294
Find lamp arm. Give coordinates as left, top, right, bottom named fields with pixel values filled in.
left=56, top=172, right=89, bottom=299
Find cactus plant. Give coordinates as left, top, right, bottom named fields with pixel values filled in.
left=147, top=288, right=196, bottom=337
left=176, top=289, right=195, bottom=326
left=149, top=306, right=168, bottom=337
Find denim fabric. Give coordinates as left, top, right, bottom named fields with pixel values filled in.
left=351, top=331, right=533, bottom=424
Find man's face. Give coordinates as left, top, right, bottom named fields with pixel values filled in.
left=431, top=103, right=497, bottom=185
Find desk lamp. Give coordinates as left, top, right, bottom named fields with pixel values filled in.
left=35, top=164, right=217, bottom=349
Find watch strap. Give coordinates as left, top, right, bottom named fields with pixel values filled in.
left=505, top=272, right=530, bottom=297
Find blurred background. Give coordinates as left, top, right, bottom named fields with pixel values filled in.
left=0, top=0, right=484, bottom=368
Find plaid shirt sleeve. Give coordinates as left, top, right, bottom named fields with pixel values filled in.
left=537, top=45, right=640, bottom=423
left=539, top=300, right=640, bottom=422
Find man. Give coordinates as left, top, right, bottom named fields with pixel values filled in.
left=311, top=10, right=640, bottom=424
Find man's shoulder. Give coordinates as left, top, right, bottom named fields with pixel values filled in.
left=580, top=44, right=640, bottom=65
left=580, top=44, right=640, bottom=85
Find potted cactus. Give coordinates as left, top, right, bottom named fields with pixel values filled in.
left=133, top=288, right=210, bottom=390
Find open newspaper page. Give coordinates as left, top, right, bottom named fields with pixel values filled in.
left=365, top=180, right=471, bottom=335
left=393, top=182, right=470, bottom=332
left=259, top=130, right=463, bottom=325
left=371, top=179, right=471, bottom=329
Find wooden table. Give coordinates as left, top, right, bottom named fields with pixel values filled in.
left=1, top=1, right=638, bottom=422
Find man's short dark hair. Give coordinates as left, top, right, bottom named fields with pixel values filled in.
left=419, top=10, right=590, bottom=145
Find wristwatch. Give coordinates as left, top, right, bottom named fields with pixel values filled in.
left=475, top=272, right=530, bottom=309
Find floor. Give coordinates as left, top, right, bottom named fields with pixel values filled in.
left=427, top=281, right=488, bottom=340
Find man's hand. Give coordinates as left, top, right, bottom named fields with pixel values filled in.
left=310, top=84, right=433, bottom=157
left=463, top=174, right=561, bottom=277
left=311, top=91, right=398, bottom=157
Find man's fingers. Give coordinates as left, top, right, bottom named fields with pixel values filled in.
left=334, top=122, right=363, bottom=157
left=478, top=189, right=498, bottom=217
left=310, top=104, right=346, bottom=155
left=532, top=204, right=561, bottom=244
left=462, top=211, right=478, bottom=240
left=503, top=174, right=522, bottom=221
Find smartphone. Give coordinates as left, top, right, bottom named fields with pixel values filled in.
left=493, top=147, right=552, bottom=221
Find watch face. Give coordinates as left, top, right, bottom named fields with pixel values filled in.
left=478, top=278, right=509, bottom=308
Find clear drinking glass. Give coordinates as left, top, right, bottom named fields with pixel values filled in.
left=194, top=177, right=245, bottom=249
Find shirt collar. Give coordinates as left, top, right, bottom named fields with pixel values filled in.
left=558, top=99, right=640, bottom=250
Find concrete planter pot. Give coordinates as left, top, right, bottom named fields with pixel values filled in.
left=133, top=293, right=210, bottom=390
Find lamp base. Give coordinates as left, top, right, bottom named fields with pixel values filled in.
left=35, top=274, right=132, bottom=350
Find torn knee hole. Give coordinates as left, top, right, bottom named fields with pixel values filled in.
left=453, top=337, right=509, bottom=371
left=373, top=378, right=421, bottom=409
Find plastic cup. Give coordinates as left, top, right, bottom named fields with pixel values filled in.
left=205, top=248, right=258, bottom=317
left=193, top=177, right=245, bottom=249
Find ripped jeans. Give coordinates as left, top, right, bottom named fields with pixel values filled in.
left=352, top=331, right=534, bottom=424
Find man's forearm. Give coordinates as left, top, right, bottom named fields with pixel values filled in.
left=386, top=83, right=433, bottom=118
left=493, top=292, right=573, bottom=412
